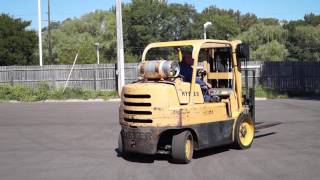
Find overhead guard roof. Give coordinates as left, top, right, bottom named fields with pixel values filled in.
left=142, top=39, right=242, bottom=61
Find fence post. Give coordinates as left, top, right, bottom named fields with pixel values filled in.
left=53, top=67, right=57, bottom=89
left=10, top=70, right=14, bottom=86
left=94, top=64, right=97, bottom=91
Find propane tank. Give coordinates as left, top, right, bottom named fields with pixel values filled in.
left=138, top=60, right=180, bottom=80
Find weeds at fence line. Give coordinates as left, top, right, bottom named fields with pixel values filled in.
left=0, top=82, right=289, bottom=102
left=0, top=82, right=117, bottom=102
left=255, top=85, right=288, bottom=99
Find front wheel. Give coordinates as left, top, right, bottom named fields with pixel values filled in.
left=171, top=130, right=194, bottom=164
left=234, top=114, right=255, bottom=149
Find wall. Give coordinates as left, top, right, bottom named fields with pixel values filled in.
left=261, top=61, right=320, bottom=94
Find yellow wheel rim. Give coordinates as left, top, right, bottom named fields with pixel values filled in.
left=239, top=120, right=254, bottom=146
left=185, top=137, right=192, bottom=160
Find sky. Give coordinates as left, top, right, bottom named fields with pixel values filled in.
left=0, top=0, right=319, bottom=29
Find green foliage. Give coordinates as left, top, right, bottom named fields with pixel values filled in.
left=286, top=25, right=320, bottom=61
left=125, top=52, right=140, bottom=63
left=304, top=13, right=320, bottom=26
left=284, top=13, right=320, bottom=61
left=34, top=82, right=51, bottom=100
left=0, top=83, right=117, bottom=102
left=238, top=13, right=259, bottom=32
left=0, top=84, right=11, bottom=100
left=260, top=18, right=279, bottom=26
left=238, top=23, right=287, bottom=49
left=123, top=0, right=168, bottom=56
left=199, top=13, right=240, bottom=39
left=196, top=6, right=241, bottom=40
left=161, top=3, right=198, bottom=40
left=201, top=6, right=258, bottom=32
left=255, top=85, right=288, bottom=99
left=0, top=84, right=36, bottom=101
left=97, top=90, right=118, bottom=100
left=0, top=14, right=37, bottom=65
left=238, top=23, right=289, bottom=60
left=42, top=10, right=117, bottom=64
left=44, top=3, right=315, bottom=62
left=252, top=40, right=289, bottom=61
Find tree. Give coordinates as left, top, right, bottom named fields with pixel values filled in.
left=200, top=6, right=258, bottom=32
left=238, top=23, right=287, bottom=48
left=238, top=13, right=259, bottom=32
left=161, top=3, right=198, bottom=41
left=197, top=8, right=241, bottom=39
left=260, top=18, right=279, bottom=26
left=304, top=13, right=320, bottom=26
left=252, top=40, right=288, bottom=61
left=283, top=13, right=320, bottom=61
left=123, top=0, right=167, bottom=57
left=0, top=14, right=37, bottom=65
left=238, top=23, right=288, bottom=60
left=42, top=10, right=117, bottom=64
left=36, top=1, right=318, bottom=63
left=287, top=25, right=320, bottom=61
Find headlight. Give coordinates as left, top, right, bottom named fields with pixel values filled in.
left=138, top=60, right=180, bottom=80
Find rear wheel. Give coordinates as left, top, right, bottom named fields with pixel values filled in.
left=118, top=132, right=125, bottom=155
left=234, top=114, right=255, bottom=149
left=171, top=130, right=193, bottom=164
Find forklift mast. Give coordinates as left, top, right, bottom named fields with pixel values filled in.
left=240, top=44, right=256, bottom=122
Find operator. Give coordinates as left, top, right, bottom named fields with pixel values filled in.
left=179, top=52, right=212, bottom=102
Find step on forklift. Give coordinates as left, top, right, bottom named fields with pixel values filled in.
left=118, top=39, right=257, bottom=164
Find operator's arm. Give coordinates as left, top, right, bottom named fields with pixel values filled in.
left=196, top=76, right=212, bottom=88
left=196, top=77, right=207, bottom=87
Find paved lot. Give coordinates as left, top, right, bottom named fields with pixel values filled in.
left=0, top=99, right=319, bottom=180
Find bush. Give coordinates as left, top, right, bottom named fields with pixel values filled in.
left=7, top=85, right=36, bottom=102
left=0, top=84, right=12, bottom=100
left=97, top=90, right=118, bottom=100
left=255, top=85, right=288, bottom=99
left=0, top=83, right=117, bottom=102
left=34, top=82, right=50, bottom=100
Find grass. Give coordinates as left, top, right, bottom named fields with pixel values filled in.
left=0, top=83, right=118, bottom=102
left=255, top=85, right=288, bottom=99
left=0, top=83, right=287, bottom=102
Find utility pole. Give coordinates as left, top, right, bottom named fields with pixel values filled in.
left=47, top=0, right=52, bottom=63
left=38, top=0, right=43, bottom=66
left=95, top=43, right=100, bottom=64
left=116, top=0, right=125, bottom=95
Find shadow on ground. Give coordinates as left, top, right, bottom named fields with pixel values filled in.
left=115, top=148, right=170, bottom=163
left=114, top=131, right=276, bottom=164
left=255, top=132, right=276, bottom=139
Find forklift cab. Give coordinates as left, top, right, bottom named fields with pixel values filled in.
left=140, top=40, right=251, bottom=106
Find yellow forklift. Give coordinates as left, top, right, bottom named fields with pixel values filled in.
left=118, top=39, right=255, bottom=163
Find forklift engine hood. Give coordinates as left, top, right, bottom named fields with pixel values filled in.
left=120, top=82, right=181, bottom=127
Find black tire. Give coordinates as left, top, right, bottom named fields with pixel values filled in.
left=118, top=132, right=125, bottom=155
left=234, top=114, right=255, bottom=149
left=171, top=130, right=194, bottom=164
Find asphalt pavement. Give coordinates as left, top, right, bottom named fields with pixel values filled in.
left=0, top=99, right=319, bottom=180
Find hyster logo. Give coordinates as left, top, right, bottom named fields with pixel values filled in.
left=182, top=91, right=200, bottom=96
